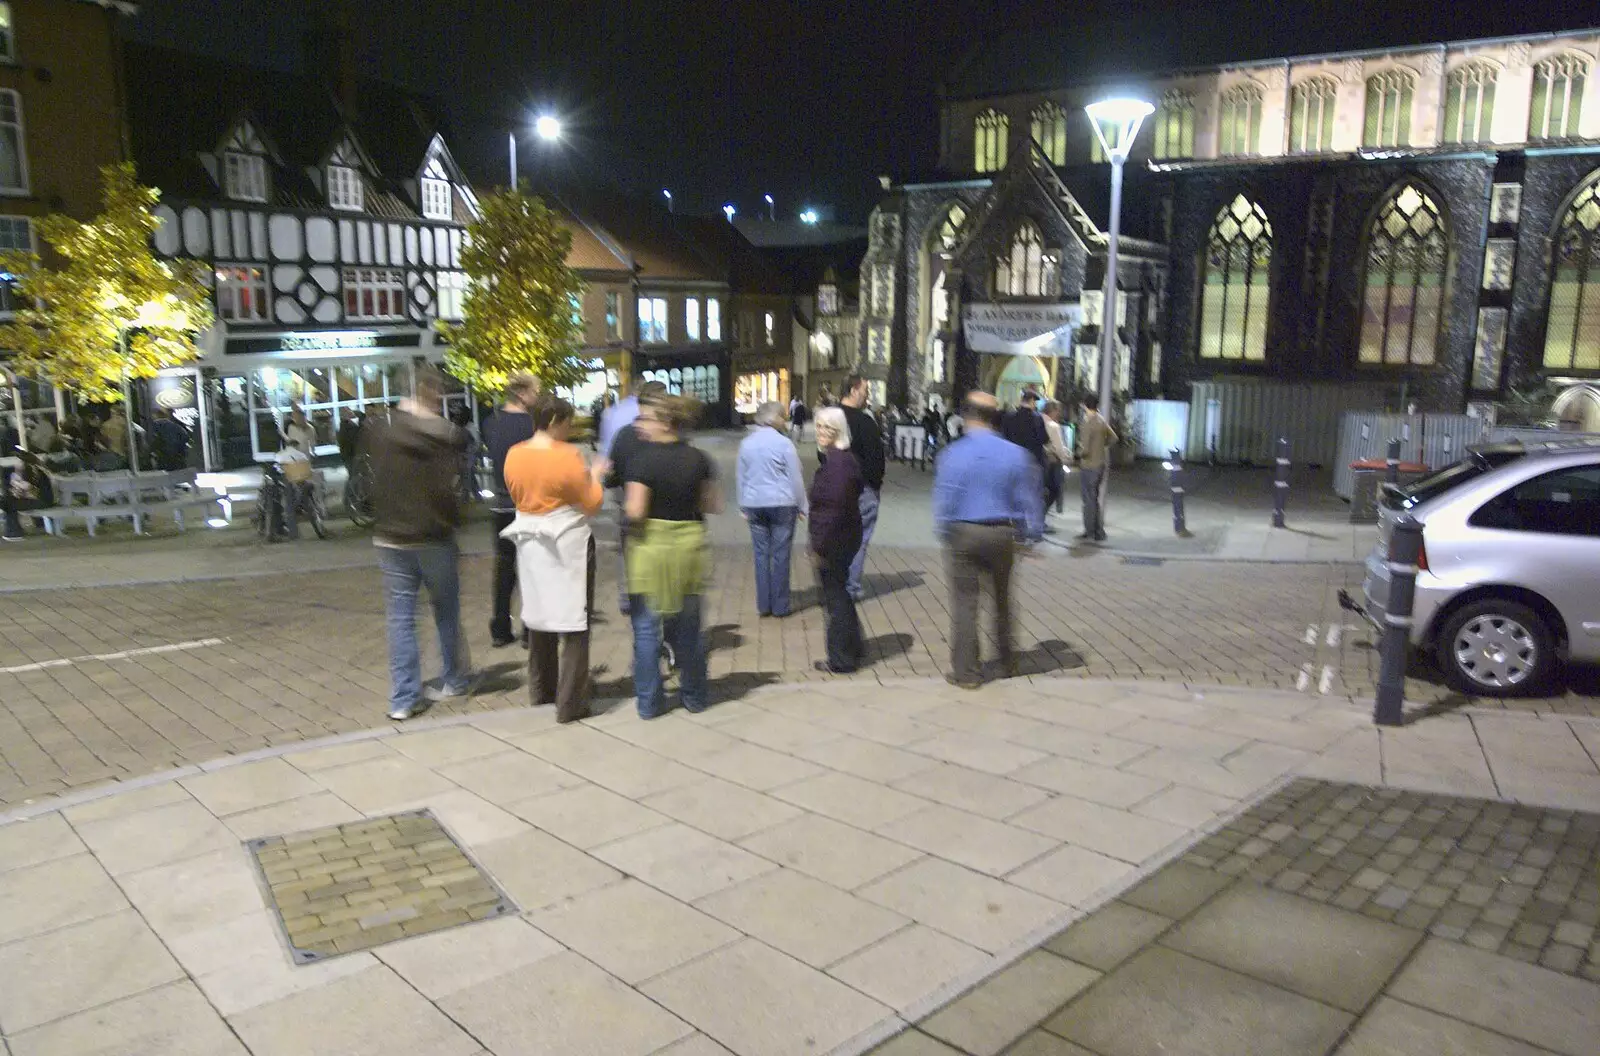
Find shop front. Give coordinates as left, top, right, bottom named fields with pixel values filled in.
left=636, top=344, right=734, bottom=428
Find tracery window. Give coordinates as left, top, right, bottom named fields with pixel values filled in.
left=1289, top=78, right=1338, bottom=153
left=1031, top=101, right=1068, bottom=165
left=1544, top=170, right=1600, bottom=372
left=1359, top=183, right=1448, bottom=366
left=1364, top=70, right=1415, bottom=148
left=1218, top=83, right=1264, bottom=156
left=1153, top=90, right=1195, bottom=160
left=974, top=108, right=1008, bottom=172
left=993, top=220, right=1057, bottom=298
left=1443, top=62, right=1497, bottom=144
left=1529, top=54, right=1588, bottom=141
left=1198, top=195, right=1273, bottom=361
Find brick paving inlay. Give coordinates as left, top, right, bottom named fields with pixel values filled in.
left=248, top=809, right=514, bottom=963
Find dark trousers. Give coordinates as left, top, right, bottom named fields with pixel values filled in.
left=817, top=549, right=862, bottom=672
left=747, top=506, right=798, bottom=616
left=490, top=510, right=518, bottom=642
left=1044, top=460, right=1064, bottom=513
left=529, top=536, right=597, bottom=723
left=946, top=522, right=1016, bottom=683
left=1080, top=466, right=1108, bottom=539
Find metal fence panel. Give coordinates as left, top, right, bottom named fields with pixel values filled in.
left=1186, top=380, right=1395, bottom=467
left=1333, top=414, right=1489, bottom=499
left=1129, top=400, right=1189, bottom=458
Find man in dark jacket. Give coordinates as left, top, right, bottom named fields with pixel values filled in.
left=838, top=373, right=885, bottom=601
left=360, top=367, right=474, bottom=720
left=483, top=373, right=539, bottom=646
left=602, top=380, right=666, bottom=615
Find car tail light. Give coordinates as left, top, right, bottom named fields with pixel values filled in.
left=1416, top=535, right=1428, bottom=572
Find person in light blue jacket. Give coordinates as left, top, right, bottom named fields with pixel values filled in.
left=737, top=401, right=809, bottom=617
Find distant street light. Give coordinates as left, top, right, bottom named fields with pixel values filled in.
left=723, top=203, right=736, bottom=222
left=798, top=208, right=820, bottom=225
left=763, top=193, right=775, bottom=220
left=662, top=188, right=673, bottom=213
left=1085, top=97, right=1154, bottom=416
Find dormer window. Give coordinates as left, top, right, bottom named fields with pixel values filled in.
left=327, top=164, right=363, bottom=211
left=419, top=154, right=452, bottom=220
left=818, top=284, right=839, bottom=316
left=223, top=152, right=267, bottom=202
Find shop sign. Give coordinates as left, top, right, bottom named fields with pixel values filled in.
left=964, top=303, right=1081, bottom=355
left=281, top=332, right=378, bottom=352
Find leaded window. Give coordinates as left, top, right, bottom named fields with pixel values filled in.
left=1218, top=84, right=1264, bottom=156
left=1544, top=171, right=1600, bottom=372
left=216, top=264, right=269, bottom=322
left=938, top=204, right=965, bottom=251
left=327, top=164, right=364, bottom=211
left=223, top=152, right=267, bottom=202
left=1289, top=78, right=1338, bottom=153
left=993, top=220, right=1058, bottom=298
left=1443, top=62, right=1497, bottom=144
left=974, top=108, right=1008, bottom=172
left=1031, top=102, right=1068, bottom=165
left=1199, top=195, right=1272, bottom=361
left=1364, top=70, right=1414, bottom=148
left=0, top=89, right=25, bottom=192
left=1359, top=183, right=1447, bottom=366
left=1530, top=54, right=1588, bottom=141
left=1153, top=90, right=1195, bottom=160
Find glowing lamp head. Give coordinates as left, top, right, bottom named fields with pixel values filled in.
left=799, top=208, right=820, bottom=225
left=722, top=203, right=736, bottom=222
left=534, top=114, right=562, bottom=142
left=1085, top=98, right=1154, bottom=162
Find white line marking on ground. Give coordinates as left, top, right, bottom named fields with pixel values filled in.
left=1296, top=664, right=1313, bottom=692
left=1303, top=625, right=1318, bottom=644
left=1319, top=665, right=1335, bottom=694
left=0, top=637, right=225, bottom=675
left=1326, top=625, right=1342, bottom=648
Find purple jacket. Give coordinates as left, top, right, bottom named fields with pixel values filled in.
left=808, top=449, right=863, bottom=556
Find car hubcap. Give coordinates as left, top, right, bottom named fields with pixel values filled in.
left=1454, top=616, right=1537, bottom=689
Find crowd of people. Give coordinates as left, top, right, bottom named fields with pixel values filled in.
left=361, top=367, right=1117, bottom=724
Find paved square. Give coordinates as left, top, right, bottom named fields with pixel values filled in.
left=247, top=810, right=513, bottom=963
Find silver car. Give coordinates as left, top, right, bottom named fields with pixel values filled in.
left=1361, top=444, right=1600, bottom=696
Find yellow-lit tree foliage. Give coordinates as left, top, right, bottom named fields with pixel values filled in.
left=0, top=163, right=212, bottom=403
left=442, top=189, right=587, bottom=394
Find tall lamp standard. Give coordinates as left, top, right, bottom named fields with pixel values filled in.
left=1084, top=98, right=1153, bottom=416
left=508, top=113, right=563, bottom=188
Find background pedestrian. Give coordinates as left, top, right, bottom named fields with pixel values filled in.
left=1076, top=394, right=1119, bottom=543
left=837, top=373, right=885, bottom=601
left=502, top=395, right=607, bottom=723
left=808, top=406, right=864, bottom=673
left=483, top=372, right=539, bottom=647
left=603, top=380, right=668, bottom=615
left=737, top=401, right=808, bottom=618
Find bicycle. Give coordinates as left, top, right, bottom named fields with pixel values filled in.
left=253, top=463, right=328, bottom=541
left=345, top=454, right=376, bottom=529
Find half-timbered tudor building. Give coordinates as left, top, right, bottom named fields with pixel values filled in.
left=126, top=44, right=480, bottom=468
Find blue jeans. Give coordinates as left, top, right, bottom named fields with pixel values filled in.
left=380, top=543, right=469, bottom=712
left=847, top=486, right=880, bottom=600
left=746, top=506, right=798, bottom=616
left=630, top=593, right=707, bottom=718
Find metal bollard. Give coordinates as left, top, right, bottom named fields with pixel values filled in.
left=1167, top=448, right=1189, bottom=537
left=1272, top=437, right=1289, bottom=528
left=1374, top=514, right=1423, bottom=726
left=1386, top=438, right=1401, bottom=486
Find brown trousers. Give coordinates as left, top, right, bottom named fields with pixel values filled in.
left=528, top=537, right=596, bottom=723
left=946, top=522, right=1015, bottom=683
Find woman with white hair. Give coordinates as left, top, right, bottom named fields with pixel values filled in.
left=737, top=401, right=808, bottom=618
left=808, top=406, right=864, bottom=673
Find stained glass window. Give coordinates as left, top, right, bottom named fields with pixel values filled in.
left=1364, top=70, right=1414, bottom=148
left=1544, top=170, right=1600, bottom=372
left=994, top=220, right=1058, bottom=298
left=975, top=109, right=1009, bottom=172
left=1218, top=84, right=1264, bottom=156
left=1530, top=54, right=1588, bottom=141
left=1443, top=62, right=1497, bottom=144
left=1199, top=195, right=1272, bottom=361
left=1289, top=78, right=1338, bottom=153
left=1031, top=102, right=1068, bottom=165
left=1359, top=183, right=1447, bottom=366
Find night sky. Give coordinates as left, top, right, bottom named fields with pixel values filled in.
left=127, top=0, right=1599, bottom=221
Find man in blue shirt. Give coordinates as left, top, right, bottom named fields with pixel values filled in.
left=736, top=402, right=810, bottom=618
left=933, top=390, right=1044, bottom=689
left=596, top=386, right=641, bottom=461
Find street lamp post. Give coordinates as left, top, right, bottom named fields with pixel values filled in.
left=508, top=113, right=563, bottom=188
left=1085, top=98, right=1154, bottom=417
left=763, top=193, right=775, bottom=221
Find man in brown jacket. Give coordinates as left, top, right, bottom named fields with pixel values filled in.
left=1075, top=394, right=1118, bottom=542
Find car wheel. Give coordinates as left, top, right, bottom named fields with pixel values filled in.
left=1437, top=599, right=1553, bottom=697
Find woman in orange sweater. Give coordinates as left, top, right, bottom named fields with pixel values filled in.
left=501, top=396, right=608, bottom=722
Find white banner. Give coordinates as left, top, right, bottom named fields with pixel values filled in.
left=963, top=302, right=1081, bottom=355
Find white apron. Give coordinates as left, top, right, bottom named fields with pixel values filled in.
left=500, top=507, right=591, bottom=633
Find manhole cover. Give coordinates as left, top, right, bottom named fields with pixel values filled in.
left=247, top=809, right=515, bottom=963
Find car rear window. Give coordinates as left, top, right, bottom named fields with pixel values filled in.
left=1381, top=457, right=1488, bottom=510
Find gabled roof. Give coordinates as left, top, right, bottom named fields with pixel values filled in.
left=672, top=215, right=794, bottom=295
left=553, top=191, right=727, bottom=284
left=125, top=43, right=462, bottom=220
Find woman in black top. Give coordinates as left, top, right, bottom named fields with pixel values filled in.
left=808, top=407, right=864, bottom=673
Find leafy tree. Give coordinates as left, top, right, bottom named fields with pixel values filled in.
left=441, top=189, right=587, bottom=394
left=0, top=163, right=212, bottom=404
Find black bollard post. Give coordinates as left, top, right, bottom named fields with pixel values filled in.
left=1374, top=514, right=1423, bottom=726
left=1272, top=437, right=1289, bottom=528
left=1386, top=438, right=1402, bottom=486
left=1168, top=448, right=1189, bottom=537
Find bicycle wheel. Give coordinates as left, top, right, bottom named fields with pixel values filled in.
left=308, top=487, right=329, bottom=539
left=345, top=474, right=375, bottom=529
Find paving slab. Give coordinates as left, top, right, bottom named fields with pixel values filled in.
left=1335, top=997, right=1558, bottom=1056
left=528, top=879, right=738, bottom=984
left=4, top=980, right=246, bottom=1056
left=0, top=910, right=183, bottom=1033
left=1044, top=901, right=1174, bottom=971
left=828, top=925, right=993, bottom=1013
left=737, top=812, right=924, bottom=890
left=919, top=950, right=1099, bottom=1056
left=227, top=965, right=481, bottom=1056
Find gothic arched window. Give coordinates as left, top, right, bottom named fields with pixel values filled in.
left=1443, top=62, right=1497, bottom=144
left=994, top=220, right=1058, bottom=298
left=1199, top=195, right=1273, bottom=361
left=1530, top=54, right=1589, bottom=141
left=1359, top=183, right=1448, bottom=366
left=1289, top=78, right=1338, bottom=153
left=1031, top=102, right=1068, bottom=165
left=1153, top=90, right=1195, bottom=160
left=1218, top=84, right=1265, bottom=156
left=1545, top=170, right=1600, bottom=371
left=1364, top=70, right=1415, bottom=147
left=974, top=108, right=1009, bottom=172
